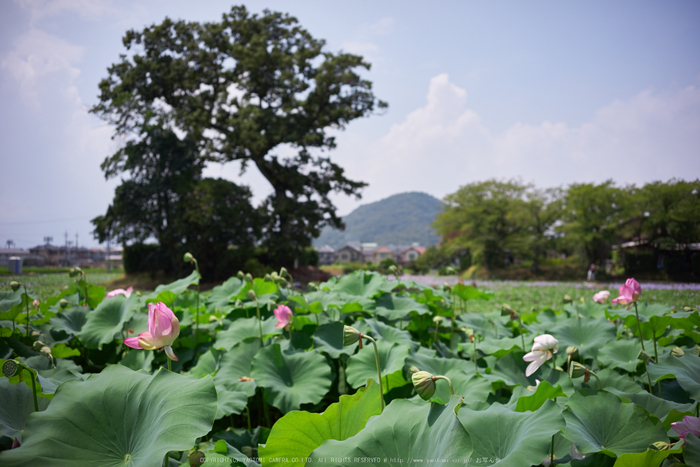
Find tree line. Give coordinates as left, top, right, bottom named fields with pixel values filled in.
left=422, top=179, right=700, bottom=277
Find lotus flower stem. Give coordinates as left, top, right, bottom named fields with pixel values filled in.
left=363, top=335, right=384, bottom=411
left=256, top=300, right=264, bottom=346
left=434, top=375, right=454, bottom=395
left=550, top=434, right=555, bottom=466
left=26, top=366, right=38, bottom=412
left=246, top=406, right=252, bottom=431
left=23, top=285, right=30, bottom=344
left=652, top=334, right=658, bottom=364
left=433, top=323, right=439, bottom=346
left=473, top=337, right=478, bottom=373
left=518, top=319, right=525, bottom=350
left=633, top=302, right=645, bottom=352
left=644, top=361, right=653, bottom=393
left=592, top=372, right=602, bottom=391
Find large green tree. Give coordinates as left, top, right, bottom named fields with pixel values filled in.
left=92, top=6, right=386, bottom=265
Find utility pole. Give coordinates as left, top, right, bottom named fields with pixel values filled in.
left=106, top=233, right=111, bottom=272
left=64, top=231, right=68, bottom=266
left=75, top=233, right=79, bottom=265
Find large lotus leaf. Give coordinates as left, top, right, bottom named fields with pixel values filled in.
left=119, top=349, right=154, bottom=371
left=0, top=377, right=50, bottom=440
left=358, top=318, right=417, bottom=350
left=611, top=442, right=683, bottom=467
left=250, top=344, right=332, bottom=414
left=303, top=291, right=347, bottom=311
left=214, top=317, right=282, bottom=350
left=607, top=389, right=695, bottom=424
left=551, top=317, right=616, bottom=360
left=374, top=293, right=429, bottom=320
left=327, top=271, right=388, bottom=298
left=514, top=380, right=568, bottom=412
left=214, top=387, right=249, bottom=420
left=406, top=349, right=471, bottom=376
left=215, top=340, right=261, bottom=398
left=259, top=380, right=382, bottom=467
left=309, top=395, right=472, bottom=465
left=439, top=373, right=492, bottom=407
left=78, top=294, right=141, bottom=349
left=187, top=348, right=223, bottom=378
left=577, top=368, right=642, bottom=394
left=0, top=365, right=217, bottom=467
left=605, top=303, right=670, bottom=323
left=458, top=400, right=565, bottom=466
left=0, top=289, right=23, bottom=320
left=458, top=312, right=510, bottom=339
left=561, top=390, right=668, bottom=457
left=207, top=276, right=246, bottom=310
left=684, top=434, right=700, bottom=466
left=346, top=340, right=410, bottom=389
left=564, top=301, right=608, bottom=319
left=453, top=284, right=493, bottom=301
left=479, top=335, right=534, bottom=358
left=142, top=269, right=201, bottom=302
left=646, top=353, right=700, bottom=402
left=597, top=338, right=643, bottom=373
left=49, top=306, right=88, bottom=335
left=312, top=322, right=358, bottom=358
left=482, top=352, right=538, bottom=387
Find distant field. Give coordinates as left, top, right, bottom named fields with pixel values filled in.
left=0, top=270, right=124, bottom=301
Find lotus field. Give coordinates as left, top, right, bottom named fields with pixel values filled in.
left=1, top=264, right=700, bottom=467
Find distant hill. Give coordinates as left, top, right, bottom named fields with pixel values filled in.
left=313, top=192, right=444, bottom=249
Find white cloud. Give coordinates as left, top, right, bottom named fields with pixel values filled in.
left=340, top=16, right=394, bottom=65
left=15, top=0, right=115, bottom=22
left=358, top=17, right=394, bottom=37
left=331, top=73, right=700, bottom=210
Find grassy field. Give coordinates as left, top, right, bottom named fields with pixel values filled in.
left=0, top=270, right=124, bottom=301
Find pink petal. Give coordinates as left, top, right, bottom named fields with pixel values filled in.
left=137, top=331, right=165, bottom=350
left=164, top=345, right=178, bottom=361
left=149, top=302, right=173, bottom=339
left=124, top=336, right=141, bottom=349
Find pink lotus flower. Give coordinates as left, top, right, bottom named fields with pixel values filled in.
left=32, top=299, right=40, bottom=308
left=523, top=334, right=558, bottom=377
left=124, top=302, right=180, bottom=360
left=611, top=278, right=641, bottom=307
left=592, top=290, right=610, bottom=304
left=274, top=305, right=293, bottom=330
left=106, top=286, right=133, bottom=298
left=671, top=415, right=700, bottom=441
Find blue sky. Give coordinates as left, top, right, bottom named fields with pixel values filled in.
left=1, top=0, right=699, bottom=249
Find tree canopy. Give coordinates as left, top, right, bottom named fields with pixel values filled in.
left=92, top=6, right=386, bottom=268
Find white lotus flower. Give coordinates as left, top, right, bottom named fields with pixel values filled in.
left=523, top=334, right=558, bottom=377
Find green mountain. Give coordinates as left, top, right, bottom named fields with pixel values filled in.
left=313, top=192, right=444, bottom=248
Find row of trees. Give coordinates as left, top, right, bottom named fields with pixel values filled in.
left=430, top=179, right=700, bottom=274
left=91, top=7, right=386, bottom=278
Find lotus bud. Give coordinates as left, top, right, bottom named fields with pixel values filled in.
left=246, top=290, right=257, bottom=301
left=566, top=346, right=578, bottom=356
left=10, top=281, right=20, bottom=291
left=563, top=295, right=572, bottom=304
left=33, top=341, right=45, bottom=351
left=408, top=366, right=420, bottom=376
left=501, top=304, right=513, bottom=316
left=189, top=450, right=206, bottom=466
left=279, top=267, right=289, bottom=278
left=570, top=444, right=585, bottom=460
left=183, top=252, right=194, bottom=263
left=432, top=316, right=443, bottom=324
left=11, top=438, right=20, bottom=449
left=412, top=370, right=436, bottom=400
left=68, top=268, right=77, bottom=277
left=264, top=274, right=273, bottom=282
left=236, top=271, right=244, bottom=279
left=76, top=267, right=83, bottom=275
left=650, top=441, right=670, bottom=451
left=684, top=306, right=693, bottom=312
left=693, top=345, right=700, bottom=356
left=33, top=299, right=40, bottom=308
left=343, top=326, right=361, bottom=346
left=244, top=273, right=253, bottom=283
left=32, top=331, right=41, bottom=338
left=2, top=359, right=19, bottom=378
left=637, top=350, right=651, bottom=361
left=40, top=346, right=52, bottom=357
left=60, top=299, right=69, bottom=309
left=671, top=347, right=685, bottom=357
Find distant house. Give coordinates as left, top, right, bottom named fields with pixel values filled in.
left=316, top=245, right=337, bottom=265
left=372, top=245, right=394, bottom=264
left=336, top=245, right=363, bottom=263
left=0, top=248, right=30, bottom=267
left=29, top=243, right=92, bottom=267
left=400, top=246, right=426, bottom=263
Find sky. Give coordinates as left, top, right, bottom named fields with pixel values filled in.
left=1, top=0, right=699, bottom=249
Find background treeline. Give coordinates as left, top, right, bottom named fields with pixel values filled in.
left=417, top=178, right=700, bottom=280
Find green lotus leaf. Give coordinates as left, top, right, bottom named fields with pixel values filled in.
left=309, top=395, right=472, bottom=465
left=605, top=303, right=670, bottom=323
left=49, top=306, right=88, bottom=335
left=551, top=317, right=617, bottom=360
left=561, top=390, right=668, bottom=457
left=646, top=353, right=700, bottom=401
left=119, top=349, right=154, bottom=371
left=142, top=269, right=201, bottom=302
left=610, top=441, right=683, bottom=467
left=259, top=380, right=382, bottom=467
left=326, top=271, right=389, bottom=298
left=207, top=276, right=246, bottom=310
left=374, top=293, right=430, bottom=320
left=346, top=340, right=410, bottom=389
left=214, top=340, right=261, bottom=398
left=250, top=344, right=332, bottom=414
left=312, top=322, right=358, bottom=359
left=440, top=373, right=492, bottom=407
left=458, top=312, right=510, bottom=339
left=564, top=301, right=608, bottom=319
left=214, top=317, right=282, bottom=350
left=482, top=352, right=537, bottom=387
left=607, top=389, right=695, bottom=424
left=0, top=289, right=23, bottom=315
left=458, top=400, right=565, bottom=466
left=597, top=338, right=643, bottom=373
left=684, top=434, right=700, bottom=466
left=405, top=349, right=471, bottom=376
left=358, top=318, right=417, bottom=350
left=514, top=380, right=568, bottom=412
left=479, top=335, right=534, bottom=358
left=581, top=368, right=644, bottom=394
left=0, top=377, right=50, bottom=440
left=77, top=294, right=141, bottom=349
left=214, top=386, right=249, bottom=420
left=49, top=343, right=80, bottom=359
left=0, top=365, right=217, bottom=466
left=453, top=284, right=493, bottom=301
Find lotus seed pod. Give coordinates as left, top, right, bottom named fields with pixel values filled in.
left=569, top=362, right=588, bottom=379
left=33, top=341, right=45, bottom=351
left=31, top=331, right=41, bottom=338
left=189, top=450, right=206, bottom=466
left=412, top=371, right=436, bottom=400
left=236, top=271, right=245, bottom=279
left=684, top=306, right=693, bottom=312
left=2, top=359, right=19, bottom=378
left=75, top=267, right=83, bottom=275
left=68, top=268, right=77, bottom=277
left=59, top=299, right=69, bottom=309
left=246, top=290, right=257, bottom=301
left=264, top=274, right=272, bottom=282
left=183, top=252, right=194, bottom=263
left=671, top=347, right=685, bottom=357
left=637, top=350, right=651, bottom=361
left=343, top=326, right=361, bottom=346
left=432, top=316, right=443, bottom=324
left=10, top=281, right=20, bottom=291
left=566, top=346, right=578, bottom=356
left=563, top=295, right=572, bottom=304
left=408, top=366, right=420, bottom=375
left=40, top=346, right=52, bottom=357
left=279, top=267, right=289, bottom=278
left=244, top=273, right=253, bottom=283
left=693, top=345, right=700, bottom=356
left=500, top=304, right=513, bottom=316
left=278, top=278, right=289, bottom=287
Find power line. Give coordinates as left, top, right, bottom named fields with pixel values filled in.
left=0, top=216, right=95, bottom=226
